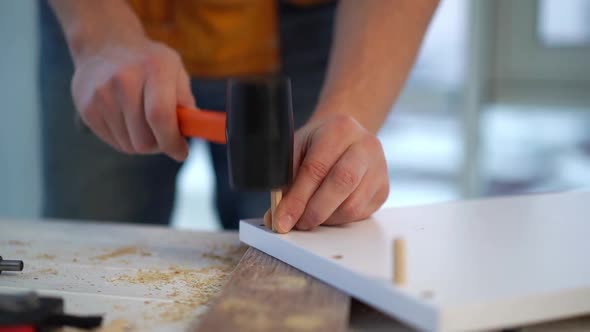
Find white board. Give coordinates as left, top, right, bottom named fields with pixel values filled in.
left=240, top=191, right=590, bottom=332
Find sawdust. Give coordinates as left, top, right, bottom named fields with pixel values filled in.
left=284, top=314, right=325, bottom=331
left=97, top=319, right=134, bottom=332
left=202, top=252, right=236, bottom=265
left=35, top=268, right=58, bottom=275
left=110, top=265, right=230, bottom=322
left=57, top=319, right=135, bottom=332
left=202, top=244, right=247, bottom=266
left=91, top=246, right=151, bottom=261
left=35, top=253, right=56, bottom=260
left=113, top=304, right=127, bottom=311
left=104, top=243, right=246, bottom=324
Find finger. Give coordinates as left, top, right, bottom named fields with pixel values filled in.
left=322, top=175, right=375, bottom=226
left=324, top=157, right=389, bottom=225
left=144, top=63, right=189, bottom=161
left=99, top=86, right=134, bottom=153
left=295, top=143, right=369, bottom=230
left=274, top=119, right=363, bottom=233
left=113, top=70, right=158, bottom=154
left=362, top=184, right=390, bottom=219
left=80, top=107, right=121, bottom=151
left=176, top=68, right=196, bottom=109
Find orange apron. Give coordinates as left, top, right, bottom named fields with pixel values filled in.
left=128, top=0, right=332, bottom=78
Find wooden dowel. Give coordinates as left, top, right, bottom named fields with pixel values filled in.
left=270, top=190, right=283, bottom=232
left=393, top=238, right=406, bottom=285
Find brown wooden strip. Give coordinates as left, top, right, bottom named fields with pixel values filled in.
left=194, top=247, right=350, bottom=332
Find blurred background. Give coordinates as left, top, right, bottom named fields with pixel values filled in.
left=1, top=0, right=589, bottom=230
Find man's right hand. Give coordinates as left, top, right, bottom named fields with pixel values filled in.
left=71, top=39, right=195, bottom=161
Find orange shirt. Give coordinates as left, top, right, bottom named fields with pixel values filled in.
left=128, top=0, right=331, bottom=78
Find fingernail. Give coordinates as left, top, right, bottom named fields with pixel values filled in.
left=276, top=214, right=293, bottom=234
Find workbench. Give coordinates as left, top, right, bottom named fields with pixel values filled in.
left=1, top=218, right=589, bottom=331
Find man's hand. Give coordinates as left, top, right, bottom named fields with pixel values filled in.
left=265, top=114, right=389, bottom=233
left=261, top=0, right=437, bottom=232
left=72, top=39, right=194, bottom=161
left=49, top=0, right=195, bottom=161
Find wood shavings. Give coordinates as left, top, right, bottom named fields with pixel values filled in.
left=35, top=253, right=56, bottom=260
left=113, top=304, right=127, bottom=312
left=90, top=246, right=151, bottom=261
left=201, top=252, right=236, bottom=265
left=35, top=268, right=58, bottom=276
left=87, top=243, right=246, bottom=325
left=58, top=319, right=134, bottom=332
left=201, top=244, right=248, bottom=266
left=109, top=266, right=231, bottom=322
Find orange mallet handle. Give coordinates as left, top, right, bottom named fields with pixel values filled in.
left=177, top=106, right=227, bottom=144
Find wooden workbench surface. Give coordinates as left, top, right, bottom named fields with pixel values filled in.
left=0, top=219, right=246, bottom=331
left=1, top=218, right=589, bottom=331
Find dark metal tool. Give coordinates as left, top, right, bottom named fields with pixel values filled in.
left=226, top=76, right=294, bottom=231
left=178, top=76, right=295, bottom=231
left=0, top=292, right=103, bottom=330
left=0, top=256, right=24, bottom=274
left=177, top=76, right=294, bottom=191
left=226, top=76, right=294, bottom=192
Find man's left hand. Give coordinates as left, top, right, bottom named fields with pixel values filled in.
left=265, top=114, right=390, bottom=233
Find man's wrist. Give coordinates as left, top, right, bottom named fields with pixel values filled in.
left=311, top=93, right=383, bottom=134
left=50, top=0, right=146, bottom=63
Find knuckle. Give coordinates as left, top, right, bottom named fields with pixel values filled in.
left=331, top=114, right=360, bottom=133
left=92, top=83, right=111, bottom=104
left=144, top=50, right=178, bottom=72
left=331, top=166, right=359, bottom=190
left=374, top=185, right=390, bottom=206
left=142, top=54, right=161, bottom=69
left=115, top=140, right=134, bottom=154
left=146, top=104, right=166, bottom=126
left=301, top=159, right=330, bottom=185
left=79, top=106, right=97, bottom=125
left=362, top=135, right=383, bottom=152
left=169, top=50, right=182, bottom=64
left=340, top=201, right=363, bottom=220
left=133, top=139, right=157, bottom=154
left=302, top=208, right=323, bottom=227
left=112, top=67, right=138, bottom=88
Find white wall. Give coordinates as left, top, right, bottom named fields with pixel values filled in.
left=0, top=1, right=40, bottom=218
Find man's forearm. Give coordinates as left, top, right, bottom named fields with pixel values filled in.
left=314, top=0, right=438, bottom=133
left=49, top=0, right=145, bottom=62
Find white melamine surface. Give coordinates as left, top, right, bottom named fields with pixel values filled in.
left=240, top=191, right=590, bottom=332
